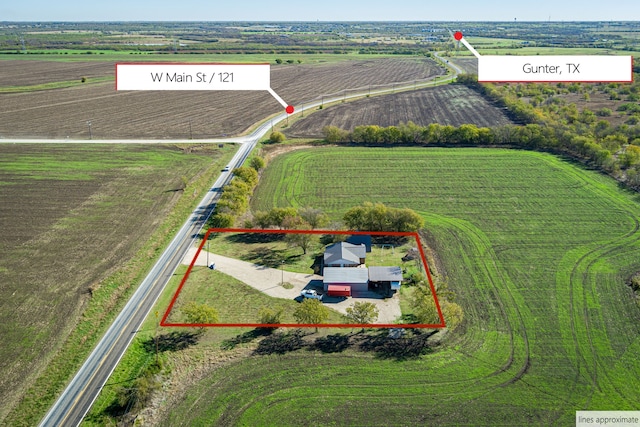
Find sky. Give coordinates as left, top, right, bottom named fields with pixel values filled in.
left=1, top=0, right=638, bottom=22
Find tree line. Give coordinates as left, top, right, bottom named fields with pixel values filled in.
left=208, top=157, right=265, bottom=229
left=249, top=202, right=423, bottom=234
left=457, top=74, right=640, bottom=189
left=321, top=73, right=640, bottom=190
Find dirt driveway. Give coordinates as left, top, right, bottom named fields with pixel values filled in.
left=183, top=248, right=402, bottom=324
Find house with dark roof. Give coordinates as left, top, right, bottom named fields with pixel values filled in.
left=346, top=235, right=372, bottom=253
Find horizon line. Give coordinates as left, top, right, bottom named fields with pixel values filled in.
left=2, top=19, right=638, bottom=23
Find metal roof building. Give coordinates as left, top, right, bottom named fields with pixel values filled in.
left=323, top=267, right=369, bottom=294
left=369, top=266, right=403, bottom=291
left=323, top=242, right=366, bottom=268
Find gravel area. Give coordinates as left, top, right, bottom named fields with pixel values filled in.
left=183, top=247, right=402, bottom=323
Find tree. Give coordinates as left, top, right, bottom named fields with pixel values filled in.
left=253, top=211, right=271, bottom=229
left=343, top=202, right=423, bottom=232
left=217, top=180, right=250, bottom=213
left=258, top=307, right=283, bottom=332
left=283, top=215, right=313, bottom=254
left=323, top=125, right=349, bottom=143
left=352, top=125, right=383, bottom=143
left=182, top=301, right=219, bottom=326
left=299, top=207, right=329, bottom=229
left=380, top=126, right=402, bottom=144
left=452, top=124, right=480, bottom=144
left=209, top=213, right=234, bottom=228
left=441, top=300, right=464, bottom=331
left=249, top=156, right=266, bottom=172
left=345, top=301, right=379, bottom=326
left=410, top=284, right=440, bottom=324
left=621, top=144, right=640, bottom=168
left=269, top=131, right=286, bottom=144
left=266, top=207, right=299, bottom=229
left=601, top=134, right=624, bottom=152
left=293, top=299, right=329, bottom=330
left=231, top=166, right=258, bottom=187
left=275, top=58, right=283, bottom=64
left=390, top=208, right=425, bottom=232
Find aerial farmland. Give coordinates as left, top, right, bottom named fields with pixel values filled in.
left=0, top=18, right=639, bottom=427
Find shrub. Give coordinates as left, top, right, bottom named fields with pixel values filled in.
left=269, top=131, right=286, bottom=144
left=259, top=307, right=283, bottom=325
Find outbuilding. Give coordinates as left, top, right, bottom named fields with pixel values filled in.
left=323, top=267, right=369, bottom=295
left=368, top=266, right=403, bottom=291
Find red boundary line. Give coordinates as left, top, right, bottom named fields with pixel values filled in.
left=160, top=228, right=446, bottom=329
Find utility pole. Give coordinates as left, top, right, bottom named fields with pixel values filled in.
left=189, top=119, right=193, bottom=140
left=86, top=121, right=92, bottom=140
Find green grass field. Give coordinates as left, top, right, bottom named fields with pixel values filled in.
left=84, top=146, right=640, bottom=426
left=166, top=266, right=346, bottom=325
left=0, top=76, right=113, bottom=93
left=149, top=146, right=640, bottom=425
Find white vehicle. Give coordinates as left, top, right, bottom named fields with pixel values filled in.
left=221, top=165, right=231, bottom=172
left=300, top=289, right=322, bottom=300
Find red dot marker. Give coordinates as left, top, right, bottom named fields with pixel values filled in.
left=454, top=31, right=463, bottom=41
left=286, top=105, right=294, bottom=114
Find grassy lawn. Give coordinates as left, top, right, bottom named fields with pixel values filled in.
left=85, top=146, right=640, bottom=426
left=166, top=266, right=346, bottom=325
left=207, top=232, right=325, bottom=274
left=247, top=147, right=640, bottom=424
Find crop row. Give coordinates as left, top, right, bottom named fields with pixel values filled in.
left=0, top=58, right=443, bottom=139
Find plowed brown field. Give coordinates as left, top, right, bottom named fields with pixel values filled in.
left=0, top=144, right=235, bottom=423
left=0, top=58, right=444, bottom=139
left=285, top=85, right=513, bottom=138
left=450, top=57, right=478, bottom=74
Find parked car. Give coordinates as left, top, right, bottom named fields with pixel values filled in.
left=300, top=289, right=322, bottom=300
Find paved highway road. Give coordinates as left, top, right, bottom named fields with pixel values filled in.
left=38, top=68, right=461, bottom=426
left=38, top=123, right=266, bottom=427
